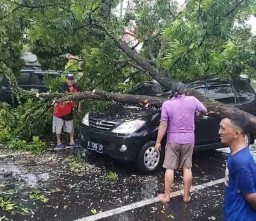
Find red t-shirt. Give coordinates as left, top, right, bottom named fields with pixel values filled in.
left=53, top=85, right=78, bottom=118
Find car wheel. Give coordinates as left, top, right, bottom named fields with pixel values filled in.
left=137, top=141, right=164, bottom=173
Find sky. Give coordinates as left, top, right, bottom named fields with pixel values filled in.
left=117, top=0, right=256, bottom=34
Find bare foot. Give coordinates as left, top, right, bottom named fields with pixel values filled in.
left=183, top=196, right=191, bottom=203
left=157, top=193, right=170, bottom=203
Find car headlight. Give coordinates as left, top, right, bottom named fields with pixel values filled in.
left=82, top=112, right=89, bottom=126
left=112, top=119, right=145, bottom=134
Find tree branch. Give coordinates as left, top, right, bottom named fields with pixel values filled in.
left=92, top=23, right=173, bottom=90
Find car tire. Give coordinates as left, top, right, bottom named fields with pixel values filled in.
left=137, top=141, right=165, bottom=173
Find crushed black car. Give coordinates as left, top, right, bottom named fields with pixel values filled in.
left=79, top=78, right=256, bottom=173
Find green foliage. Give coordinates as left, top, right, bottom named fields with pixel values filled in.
left=43, top=75, right=64, bottom=92
left=0, top=197, right=16, bottom=212
left=29, top=192, right=49, bottom=203
left=0, top=101, right=48, bottom=152
left=106, top=170, right=118, bottom=182
left=9, top=136, right=46, bottom=153
left=161, top=0, right=256, bottom=81
left=62, top=155, right=86, bottom=172
left=0, top=128, right=11, bottom=143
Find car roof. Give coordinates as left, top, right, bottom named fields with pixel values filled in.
left=20, top=69, right=61, bottom=76
left=186, top=77, right=233, bottom=86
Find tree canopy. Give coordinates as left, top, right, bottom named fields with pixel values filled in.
left=1, top=0, right=255, bottom=89
left=0, top=0, right=256, bottom=144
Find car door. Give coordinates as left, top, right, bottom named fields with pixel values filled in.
left=188, top=82, right=220, bottom=146
left=201, top=81, right=237, bottom=145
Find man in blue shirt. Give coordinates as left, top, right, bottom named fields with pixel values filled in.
left=219, top=116, right=256, bottom=221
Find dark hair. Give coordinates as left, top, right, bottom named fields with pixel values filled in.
left=171, top=81, right=186, bottom=97
left=228, top=115, right=251, bottom=135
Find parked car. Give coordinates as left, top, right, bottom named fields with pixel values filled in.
left=0, top=69, right=60, bottom=106
left=79, top=77, right=256, bottom=173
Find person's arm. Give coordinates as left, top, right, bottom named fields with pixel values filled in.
left=236, top=167, right=256, bottom=211
left=194, top=97, right=207, bottom=114
left=155, top=121, right=168, bottom=153
left=244, top=193, right=256, bottom=210
left=155, top=102, right=168, bottom=153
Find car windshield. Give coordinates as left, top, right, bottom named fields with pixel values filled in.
left=127, top=82, right=163, bottom=96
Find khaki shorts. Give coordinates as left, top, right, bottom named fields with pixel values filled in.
left=163, top=143, right=194, bottom=169
left=52, top=116, right=74, bottom=134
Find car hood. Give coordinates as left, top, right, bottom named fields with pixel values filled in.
left=89, top=104, right=159, bottom=122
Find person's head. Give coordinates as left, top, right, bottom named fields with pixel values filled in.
left=171, top=81, right=186, bottom=97
left=219, top=116, right=250, bottom=148
left=65, top=73, right=75, bottom=86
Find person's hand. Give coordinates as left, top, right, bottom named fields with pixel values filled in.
left=154, top=142, right=161, bottom=153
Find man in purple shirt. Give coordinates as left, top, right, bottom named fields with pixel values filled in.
left=155, top=81, right=207, bottom=203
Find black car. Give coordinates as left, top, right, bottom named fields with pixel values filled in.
left=79, top=78, right=256, bottom=173
left=0, top=69, right=60, bottom=106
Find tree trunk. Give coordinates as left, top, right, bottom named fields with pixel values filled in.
left=45, top=89, right=256, bottom=133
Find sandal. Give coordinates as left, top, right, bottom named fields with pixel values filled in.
left=55, top=143, right=66, bottom=149
left=68, top=143, right=79, bottom=148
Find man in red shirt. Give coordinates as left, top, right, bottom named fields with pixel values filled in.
left=52, top=73, right=80, bottom=148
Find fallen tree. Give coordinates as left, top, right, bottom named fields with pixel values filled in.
left=1, top=0, right=256, bottom=143
left=34, top=87, right=256, bottom=135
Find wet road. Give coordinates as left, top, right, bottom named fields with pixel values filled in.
left=0, top=148, right=229, bottom=221
left=74, top=149, right=228, bottom=221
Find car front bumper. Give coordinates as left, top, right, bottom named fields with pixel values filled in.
left=79, top=125, right=151, bottom=162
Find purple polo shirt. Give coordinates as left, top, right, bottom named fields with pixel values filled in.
left=160, top=95, right=206, bottom=144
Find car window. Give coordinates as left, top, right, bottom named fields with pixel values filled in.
left=233, top=79, right=253, bottom=103
left=188, top=83, right=206, bottom=95
left=38, top=74, right=46, bottom=85
left=129, top=83, right=163, bottom=96
left=206, top=85, right=236, bottom=104
left=17, top=72, right=30, bottom=85
left=30, top=74, right=41, bottom=85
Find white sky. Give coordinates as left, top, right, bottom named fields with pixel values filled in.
left=117, top=0, right=256, bottom=34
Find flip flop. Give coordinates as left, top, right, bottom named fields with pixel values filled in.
left=54, top=143, right=66, bottom=149
left=68, top=143, right=79, bottom=148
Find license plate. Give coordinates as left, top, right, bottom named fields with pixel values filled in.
left=87, top=141, right=103, bottom=153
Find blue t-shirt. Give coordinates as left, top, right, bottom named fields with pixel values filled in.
left=224, top=147, right=256, bottom=221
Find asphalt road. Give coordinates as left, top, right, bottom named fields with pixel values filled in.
left=74, top=148, right=228, bottom=221
left=0, top=148, right=229, bottom=221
